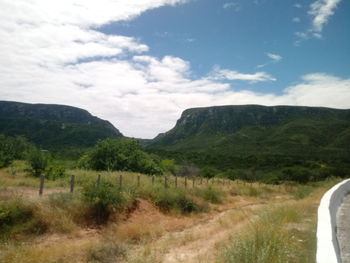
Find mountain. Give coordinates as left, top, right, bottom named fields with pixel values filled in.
left=0, top=101, right=122, bottom=150
left=149, top=105, right=350, bottom=169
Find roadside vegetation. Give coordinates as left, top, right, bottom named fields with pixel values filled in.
left=0, top=134, right=348, bottom=263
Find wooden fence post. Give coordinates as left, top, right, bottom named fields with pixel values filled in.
left=97, top=174, right=101, bottom=187
left=70, top=174, right=75, bottom=193
left=175, top=176, right=178, bottom=188
left=192, top=177, right=195, bottom=188
left=164, top=176, right=168, bottom=188
left=39, top=174, right=45, bottom=196
left=152, top=175, right=155, bottom=185
left=119, top=174, right=123, bottom=188
left=137, top=175, right=140, bottom=187
left=185, top=176, right=187, bottom=189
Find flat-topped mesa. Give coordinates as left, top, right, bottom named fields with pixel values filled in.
left=148, top=105, right=350, bottom=166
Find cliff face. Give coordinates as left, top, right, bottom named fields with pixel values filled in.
left=0, top=101, right=122, bottom=149
left=149, top=105, right=350, bottom=160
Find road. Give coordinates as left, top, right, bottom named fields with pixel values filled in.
left=337, top=194, right=350, bottom=263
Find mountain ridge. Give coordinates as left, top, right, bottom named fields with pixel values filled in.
left=148, top=104, right=350, bottom=169
left=0, top=101, right=122, bottom=150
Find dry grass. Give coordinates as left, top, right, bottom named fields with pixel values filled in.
left=0, top=162, right=343, bottom=263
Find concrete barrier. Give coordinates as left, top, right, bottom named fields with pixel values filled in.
left=317, top=179, right=350, bottom=263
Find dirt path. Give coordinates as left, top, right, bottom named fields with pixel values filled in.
left=125, top=197, right=278, bottom=263
left=160, top=200, right=266, bottom=263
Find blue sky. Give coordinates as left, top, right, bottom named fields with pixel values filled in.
left=101, top=0, right=350, bottom=93
left=0, top=0, right=349, bottom=138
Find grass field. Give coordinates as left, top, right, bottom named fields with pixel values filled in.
left=0, top=161, right=342, bottom=263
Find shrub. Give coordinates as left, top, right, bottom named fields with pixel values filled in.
left=27, top=148, right=50, bottom=177
left=151, top=188, right=203, bottom=214
left=0, top=199, right=41, bottom=240
left=200, top=166, right=219, bottom=179
left=83, top=182, right=128, bottom=224
left=280, top=167, right=314, bottom=184
left=79, top=138, right=162, bottom=175
left=0, top=134, right=34, bottom=168
left=46, top=165, right=66, bottom=180
left=88, top=237, right=127, bottom=263
left=197, top=186, right=225, bottom=203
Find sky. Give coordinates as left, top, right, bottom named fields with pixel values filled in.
left=0, top=0, right=349, bottom=138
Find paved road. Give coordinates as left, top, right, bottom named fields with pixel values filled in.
left=337, top=194, right=350, bottom=263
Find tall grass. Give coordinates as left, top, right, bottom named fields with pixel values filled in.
left=220, top=204, right=316, bottom=263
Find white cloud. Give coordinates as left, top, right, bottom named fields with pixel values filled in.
left=309, top=0, right=342, bottom=34
left=257, top=53, right=282, bottom=68
left=223, top=2, right=239, bottom=10
left=266, top=53, right=282, bottom=62
left=210, top=66, right=276, bottom=83
left=292, top=17, right=301, bottom=23
left=294, top=3, right=302, bottom=8
left=296, top=0, right=342, bottom=42
left=1, top=0, right=350, bottom=139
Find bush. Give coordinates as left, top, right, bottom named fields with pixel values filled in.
left=83, top=182, right=129, bottom=224
left=200, top=166, right=219, bottom=178
left=197, top=186, right=225, bottom=203
left=78, top=138, right=162, bottom=175
left=27, top=148, right=50, bottom=177
left=0, top=199, right=41, bottom=240
left=46, top=165, right=66, bottom=180
left=151, top=188, right=204, bottom=214
left=88, top=237, right=127, bottom=263
left=280, top=167, right=314, bottom=184
left=0, top=134, right=33, bottom=168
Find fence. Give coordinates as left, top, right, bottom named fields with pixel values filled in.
left=38, top=173, right=232, bottom=196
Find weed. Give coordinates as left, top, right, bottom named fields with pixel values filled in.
left=87, top=237, right=128, bottom=263
left=293, top=185, right=314, bottom=200
left=83, top=181, right=132, bottom=224
left=151, top=187, right=204, bottom=214
left=196, top=186, right=226, bottom=203
left=220, top=204, right=315, bottom=263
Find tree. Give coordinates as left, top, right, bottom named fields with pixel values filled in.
left=79, top=138, right=162, bottom=174
left=161, top=159, right=176, bottom=175
left=27, top=149, right=50, bottom=177
left=0, top=134, right=34, bottom=168
left=200, top=166, right=219, bottom=178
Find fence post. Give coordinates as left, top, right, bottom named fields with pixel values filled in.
left=152, top=175, right=155, bottom=185
left=164, top=176, right=168, bottom=188
left=137, top=175, right=140, bottom=187
left=200, top=177, right=203, bottom=185
left=207, top=178, right=209, bottom=185
left=70, top=174, right=75, bottom=193
left=192, top=177, right=195, bottom=188
left=175, top=176, right=178, bottom=188
left=97, top=174, right=101, bottom=187
left=39, top=174, right=45, bottom=196
left=119, top=174, right=123, bottom=188
left=185, top=176, right=187, bottom=189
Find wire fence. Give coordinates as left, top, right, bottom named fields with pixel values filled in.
left=37, top=173, right=233, bottom=196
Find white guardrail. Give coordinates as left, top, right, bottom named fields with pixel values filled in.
left=317, top=179, right=350, bottom=263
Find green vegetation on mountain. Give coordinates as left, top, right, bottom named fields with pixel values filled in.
left=0, top=101, right=122, bottom=152
left=148, top=105, right=350, bottom=179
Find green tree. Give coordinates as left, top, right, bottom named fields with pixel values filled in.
left=0, top=134, right=33, bottom=168
left=161, top=159, right=176, bottom=175
left=27, top=149, right=50, bottom=177
left=200, top=166, right=219, bottom=178
left=79, top=138, right=162, bottom=174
